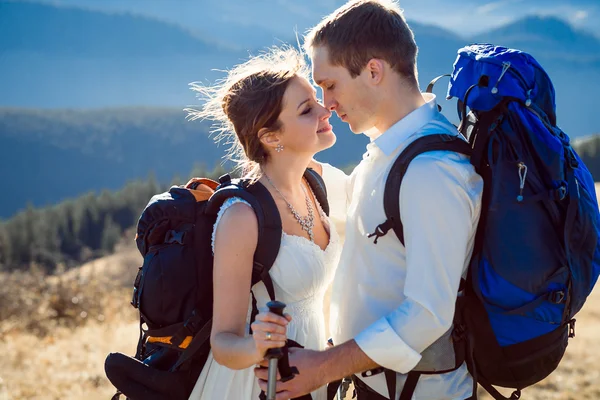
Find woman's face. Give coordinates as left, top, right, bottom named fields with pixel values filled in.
left=272, top=76, right=336, bottom=157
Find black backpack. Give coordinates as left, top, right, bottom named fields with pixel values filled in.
left=104, top=168, right=328, bottom=400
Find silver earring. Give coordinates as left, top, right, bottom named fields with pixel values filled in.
left=276, top=144, right=284, bottom=153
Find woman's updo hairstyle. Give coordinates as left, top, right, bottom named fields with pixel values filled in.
left=186, top=46, right=309, bottom=177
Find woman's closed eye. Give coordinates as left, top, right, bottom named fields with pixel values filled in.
left=301, top=107, right=312, bottom=115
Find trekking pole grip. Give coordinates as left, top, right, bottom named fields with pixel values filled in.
left=265, top=300, right=287, bottom=400
left=265, top=300, right=286, bottom=359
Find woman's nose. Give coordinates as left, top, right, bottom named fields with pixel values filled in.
left=319, top=105, right=332, bottom=120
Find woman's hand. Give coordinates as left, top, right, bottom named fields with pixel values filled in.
left=251, top=311, right=292, bottom=359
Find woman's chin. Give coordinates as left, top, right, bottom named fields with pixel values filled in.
left=317, top=130, right=337, bottom=151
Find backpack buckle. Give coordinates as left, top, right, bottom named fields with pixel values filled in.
left=550, top=290, right=565, bottom=304
left=568, top=318, right=576, bottom=338
left=183, top=310, right=202, bottom=335
left=367, top=219, right=394, bottom=244
left=361, top=367, right=385, bottom=378
left=164, top=229, right=186, bottom=245
left=171, top=311, right=202, bottom=347
left=130, top=266, right=143, bottom=309
left=555, top=184, right=568, bottom=201
left=565, top=147, right=579, bottom=168
left=452, top=323, right=467, bottom=342
left=218, top=174, right=232, bottom=185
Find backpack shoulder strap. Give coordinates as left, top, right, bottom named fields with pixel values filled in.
left=304, top=167, right=329, bottom=216
left=207, top=175, right=282, bottom=301
left=382, top=134, right=472, bottom=246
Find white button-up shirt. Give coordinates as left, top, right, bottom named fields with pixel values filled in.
left=321, top=94, right=483, bottom=399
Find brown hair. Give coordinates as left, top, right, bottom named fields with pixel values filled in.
left=305, top=0, right=418, bottom=82
left=185, top=46, right=308, bottom=177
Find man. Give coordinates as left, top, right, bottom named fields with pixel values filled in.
left=255, top=1, right=483, bottom=399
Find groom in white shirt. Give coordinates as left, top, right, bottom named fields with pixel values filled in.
left=256, top=1, right=483, bottom=399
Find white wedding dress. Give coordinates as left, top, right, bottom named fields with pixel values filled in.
left=188, top=195, right=342, bottom=400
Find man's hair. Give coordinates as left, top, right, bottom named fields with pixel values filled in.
left=305, top=0, right=418, bottom=83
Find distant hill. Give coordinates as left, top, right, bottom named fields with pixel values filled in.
left=25, top=0, right=600, bottom=41
left=1, top=1, right=599, bottom=217
left=0, top=1, right=243, bottom=108
left=476, top=16, right=600, bottom=64
left=0, top=108, right=212, bottom=218
left=2, top=105, right=600, bottom=220
left=0, top=1, right=226, bottom=56
left=1, top=1, right=598, bottom=135
left=0, top=108, right=367, bottom=218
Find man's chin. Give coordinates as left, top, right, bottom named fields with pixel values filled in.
left=347, top=123, right=364, bottom=134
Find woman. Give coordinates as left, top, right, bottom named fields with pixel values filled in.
left=186, top=46, right=342, bottom=400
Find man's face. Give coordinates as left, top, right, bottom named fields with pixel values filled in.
left=311, top=46, right=375, bottom=134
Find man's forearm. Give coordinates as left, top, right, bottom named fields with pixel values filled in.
left=318, top=339, right=379, bottom=383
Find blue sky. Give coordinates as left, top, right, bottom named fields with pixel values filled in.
left=401, top=0, right=599, bottom=36
left=32, top=0, right=600, bottom=39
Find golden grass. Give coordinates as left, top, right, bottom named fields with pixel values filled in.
left=3, top=258, right=600, bottom=400
left=3, top=189, right=600, bottom=399
left=0, top=241, right=141, bottom=400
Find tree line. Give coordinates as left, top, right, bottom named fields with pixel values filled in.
left=0, top=165, right=226, bottom=273
left=0, top=134, right=598, bottom=274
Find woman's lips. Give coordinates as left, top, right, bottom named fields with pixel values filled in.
left=317, top=123, right=333, bottom=134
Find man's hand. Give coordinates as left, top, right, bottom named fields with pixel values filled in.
left=254, top=348, right=328, bottom=400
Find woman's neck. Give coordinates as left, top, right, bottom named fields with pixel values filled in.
left=260, top=155, right=311, bottom=198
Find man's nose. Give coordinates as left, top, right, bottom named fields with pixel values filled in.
left=324, top=93, right=337, bottom=111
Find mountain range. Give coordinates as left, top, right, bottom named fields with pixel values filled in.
left=1, top=0, right=599, bottom=218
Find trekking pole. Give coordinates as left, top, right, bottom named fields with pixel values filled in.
left=266, top=300, right=287, bottom=400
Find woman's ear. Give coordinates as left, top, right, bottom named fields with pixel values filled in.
left=258, top=127, right=281, bottom=150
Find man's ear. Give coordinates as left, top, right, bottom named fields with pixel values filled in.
left=366, top=58, right=385, bottom=85
left=258, top=127, right=281, bottom=150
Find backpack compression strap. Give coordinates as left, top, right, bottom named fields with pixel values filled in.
left=367, top=134, right=472, bottom=245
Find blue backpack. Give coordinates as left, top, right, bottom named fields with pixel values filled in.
left=368, top=44, right=600, bottom=400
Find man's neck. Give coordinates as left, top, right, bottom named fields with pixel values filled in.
left=367, top=85, right=426, bottom=139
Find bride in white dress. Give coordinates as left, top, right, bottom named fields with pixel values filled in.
left=186, top=47, right=342, bottom=400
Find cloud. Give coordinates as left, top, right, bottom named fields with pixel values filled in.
left=572, top=10, right=589, bottom=21
left=476, top=0, right=524, bottom=15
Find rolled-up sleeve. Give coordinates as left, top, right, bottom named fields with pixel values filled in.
left=354, top=153, right=481, bottom=373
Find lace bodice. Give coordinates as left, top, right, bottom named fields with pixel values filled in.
left=212, top=196, right=340, bottom=312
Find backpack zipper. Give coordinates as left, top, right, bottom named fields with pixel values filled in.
left=491, top=62, right=511, bottom=94
left=517, top=161, right=527, bottom=202
left=477, top=58, right=531, bottom=100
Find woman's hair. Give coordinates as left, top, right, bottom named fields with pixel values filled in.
left=186, top=46, right=309, bottom=177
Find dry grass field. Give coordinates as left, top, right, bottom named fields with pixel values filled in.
left=2, top=187, right=600, bottom=400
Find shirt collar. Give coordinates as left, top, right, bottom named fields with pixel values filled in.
left=372, top=93, right=438, bottom=157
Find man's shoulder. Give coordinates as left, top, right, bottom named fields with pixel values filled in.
left=406, top=128, right=480, bottom=189
left=420, top=110, right=460, bottom=137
